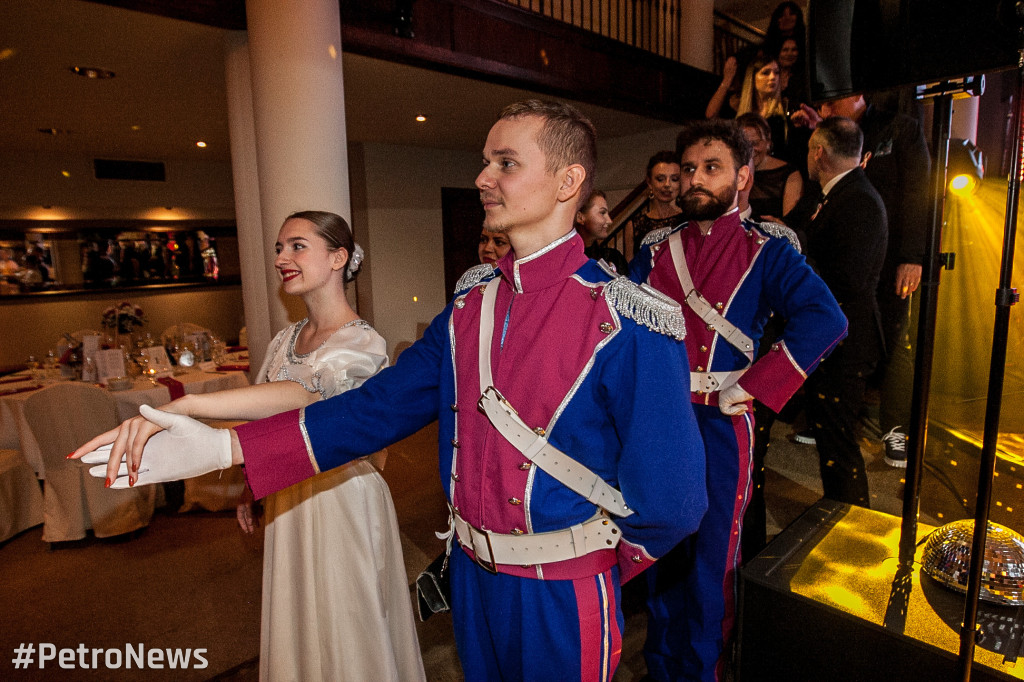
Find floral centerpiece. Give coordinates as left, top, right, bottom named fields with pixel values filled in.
left=101, top=301, right=146, bottom=336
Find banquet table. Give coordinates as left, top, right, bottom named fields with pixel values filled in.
left=0, top=370, right=249, bottom=478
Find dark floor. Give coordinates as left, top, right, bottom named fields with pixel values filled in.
left=0, top=418, right=907, bottom=681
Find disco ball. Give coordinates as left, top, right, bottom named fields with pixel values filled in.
left=921, top=519, right=1024, bottom=606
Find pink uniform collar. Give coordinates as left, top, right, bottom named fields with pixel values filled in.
left=496, top=230, right=588, bottom=294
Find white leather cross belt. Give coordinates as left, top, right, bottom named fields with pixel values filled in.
left=454, top=512, right=621, bottom=572
left=478, top=387, right=633, bottom=518
left=690, top=369, right=746, bottom=393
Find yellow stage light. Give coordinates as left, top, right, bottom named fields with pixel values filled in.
left=949, top=174, right=974, bottom=194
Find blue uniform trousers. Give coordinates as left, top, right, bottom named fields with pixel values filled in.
left=644, top=404, right=754, bottom=681
left=451, top=549, right=624, bottom=681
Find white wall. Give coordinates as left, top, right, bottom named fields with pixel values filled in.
left=355, top=142, right=479, bottom=359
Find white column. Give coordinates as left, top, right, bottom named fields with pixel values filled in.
left=678, top=0, right=714, bottom=72
left=224, top=31, right=273, bottom=370
left=244, top=0, right=351, bottom=333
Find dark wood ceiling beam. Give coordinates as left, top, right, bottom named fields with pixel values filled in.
left=83, top=0, right=716, bottom=122
left=79, top=0, right=246, bottom=30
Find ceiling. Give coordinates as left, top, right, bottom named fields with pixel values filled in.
left=2, top=0, right=766, bottom=166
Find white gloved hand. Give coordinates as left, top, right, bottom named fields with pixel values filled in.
left=80, top=404, right=232, bottom=488
left=719, top=382, right=754, bottom=416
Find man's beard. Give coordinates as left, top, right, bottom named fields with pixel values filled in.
left=680, top=182, right=736, bottom=221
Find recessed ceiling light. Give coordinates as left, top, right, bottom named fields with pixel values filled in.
left=61, top=171, right=71, bottom=178
left=415, top=115, right=427, bottom=122
left=69, top=66, right=115, bottom=79
left=195, top=141, right=207, bottom=148
left=130, top=125, right=142, bottom=132
left=37, top=127, right=69, bottom=136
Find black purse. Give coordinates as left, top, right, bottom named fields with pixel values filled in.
left=415, top=551, right=451, bottom=621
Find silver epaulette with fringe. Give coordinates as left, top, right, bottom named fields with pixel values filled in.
left=454, top=263, right=495, bottom=294
left=755, top=221, right=801, bottom=253
left=604, top=277, right=686, bottom=340
left=640, top=225, right=677, bottom=248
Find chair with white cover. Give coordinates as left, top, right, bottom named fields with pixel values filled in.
left=23, top=383, right=156, bottom=543
left=160, top=323, right=212, bottom=347
left=0, top=449, right=44, bottom=543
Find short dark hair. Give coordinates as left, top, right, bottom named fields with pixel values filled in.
left=646, top=151, right=679, bottom=177
left=675, top=119, right=752, bottom=170
left=735, top=112, right=772, bottom=145
left=815, top=116, right=863, bottom=160
left=285, top=210, right=360, bottom=282
left=499, top=99, right=597, bottom=204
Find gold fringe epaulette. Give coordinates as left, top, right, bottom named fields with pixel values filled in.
left=604, top=276, right=686, bottom=340
left=754, top=221, right=801, bottom=253
left=640, top=225, right=677, bottom=248
left=454, top=263, right=495, bottom=294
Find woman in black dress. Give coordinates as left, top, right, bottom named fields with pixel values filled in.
left=624, top=151, right=683, bottom=257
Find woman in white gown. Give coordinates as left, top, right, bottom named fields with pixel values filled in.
left=74, top=211, right=425, bottom=682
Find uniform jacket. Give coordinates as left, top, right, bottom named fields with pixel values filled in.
left=237, top=232, right=707, bottom=583
left=630, top=208, right=846, bottom=413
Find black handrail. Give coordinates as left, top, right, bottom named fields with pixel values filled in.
left=599, top=181, right=650, bottom=263
left=501, top=1, right=764, bottom=68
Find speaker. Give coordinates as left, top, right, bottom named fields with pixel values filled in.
left=738, top=500, right=1022, bottom=681
left=93, top=158, right=166, bottom=181
left=807, top=0, right=1019, bottom=102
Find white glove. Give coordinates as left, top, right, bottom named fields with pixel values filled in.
left=80, top=405, right=232, bottom=488
left=719, top=382, right=753, bottom=416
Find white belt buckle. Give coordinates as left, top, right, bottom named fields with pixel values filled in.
left=472, top=528, right=498, bottom=574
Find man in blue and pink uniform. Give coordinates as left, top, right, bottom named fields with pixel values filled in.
left=86, top=100, right=707, bottom=681
left=630, top=119, right=847, bottom=682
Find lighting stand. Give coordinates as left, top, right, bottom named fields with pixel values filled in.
left=957, top=12, right=1024, bottom=680
left=898, top=75, right=983, bottom=569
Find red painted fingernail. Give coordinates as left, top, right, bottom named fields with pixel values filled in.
left=131, top=463, right=138, bottom=473
left=66, top=452, right=76, bottom=459
left=129, top=477, right=135, bottom=487
left=104, top=479, right=111, bottom=488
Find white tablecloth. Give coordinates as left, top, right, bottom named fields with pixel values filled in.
left=0, top=371, right=249, bottom=478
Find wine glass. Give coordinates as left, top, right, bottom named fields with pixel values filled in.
left=209, top=335, right=227, bottom=365
left=25, top=355, right=41, bottom=382
left=43, top=349, right=59, bottom=381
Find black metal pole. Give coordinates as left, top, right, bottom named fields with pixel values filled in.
left=897, top=93, right=953, bottom=566
left=956, top=45, right=1024, bottom=682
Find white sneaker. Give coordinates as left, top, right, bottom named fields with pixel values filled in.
left=794, top=429, right=816, bottom=445
left=882, top=427, right=908, bottom=468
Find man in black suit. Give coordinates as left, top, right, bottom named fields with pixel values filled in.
left=804, top=116, right=888, bottom=507
left=798, top=95, right=930, bottom=465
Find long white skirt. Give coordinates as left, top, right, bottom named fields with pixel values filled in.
left=259, top=459, right=425, bottom=682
